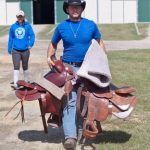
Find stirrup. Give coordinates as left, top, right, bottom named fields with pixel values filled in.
left=47, top=114, right=60, bottom=128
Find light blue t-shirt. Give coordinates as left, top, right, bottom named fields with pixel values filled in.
left=51, top=18, right=101, bottom=62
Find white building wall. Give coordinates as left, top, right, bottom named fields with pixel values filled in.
left=112, top=0, right=124, bottom=23
left=0, top=0, right=137, bottom=25
left=83, top=0, right=97, bottom=23
left=0, top=0, right=7, bottom=25
left=98, top=0, right=111, bottom=23
left=6, top=0, right=20, bottom=25
left=84, top=0, right=137, bottom=23
left=124, top=0, right=137, bottom=23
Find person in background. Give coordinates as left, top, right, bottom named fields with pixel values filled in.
left=8, top=10, right=35, bottom=89
left=47, top=0, right=106, bottom=149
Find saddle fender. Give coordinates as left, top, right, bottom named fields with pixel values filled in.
left=40, top=92, right=62, bottom=115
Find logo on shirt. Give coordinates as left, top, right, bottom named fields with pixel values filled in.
left=15, top=27, right=25, bottom=39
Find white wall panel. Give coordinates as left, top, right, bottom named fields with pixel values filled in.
left=83, top=0, right=97, bottom=23
left=98, top=0, right=111, bottom=23
left=6, top=0, right=19, bottom=25
left=0, top=0, right=7, bottom=25
left=112, top=1, right=124, bottom=23
left=124, top=1, right=137, bottom=23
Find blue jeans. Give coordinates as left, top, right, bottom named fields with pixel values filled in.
left=62, top=65, right=83, bottom=139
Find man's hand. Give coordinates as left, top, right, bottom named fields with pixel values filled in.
left=47, top=57, right=55, bottom=69
left=47, top=43, right=57, bottom=68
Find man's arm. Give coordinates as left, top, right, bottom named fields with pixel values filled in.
left=96, top=39, right=107, bottom=54
left=47, top=42, right=57, bottom=67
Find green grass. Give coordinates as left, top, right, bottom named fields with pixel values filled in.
left=108, top=49, right=150, bottom=111
left=36, top=23, right=149, bottom=41
left=0, top=23, right=149, bottom=41
left=0, top=26, right=9, bottom=37
left=91, top=49, right=150, bottom=150
left=36, top=24, right=55, bottom=40
left=99, top=23, right=149, bottom=41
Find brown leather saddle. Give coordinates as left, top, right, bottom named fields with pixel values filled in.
left=76, top=78, right=137, bottom=138
left=5, top=60, right=74, bottom=132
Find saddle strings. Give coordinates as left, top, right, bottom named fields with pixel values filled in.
left=4, top=89, right=28, bottom=123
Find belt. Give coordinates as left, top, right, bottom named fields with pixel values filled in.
left=63, top=61, right=82, bottom=67
left=13, top=48, right=28, bottom=51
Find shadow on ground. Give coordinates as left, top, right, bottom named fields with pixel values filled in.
left=79, top=130, right=131, bottom=150
left=18, top=128, right=131, bottom=145
left=90, top=130, right=131, bottom=143
left=18, top=126, right=64, bottom=143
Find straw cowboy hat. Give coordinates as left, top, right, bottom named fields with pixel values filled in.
left=63, top=0, right=86, bottom=14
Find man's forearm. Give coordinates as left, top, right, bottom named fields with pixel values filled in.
left=97, top=39, right=107, bottom=53
left=47, top=43, right=57, bottom=59
left=99, top=39, right=107, bottom=53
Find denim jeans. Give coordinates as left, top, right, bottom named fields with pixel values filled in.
left=62, top=65, right=83, bottom=139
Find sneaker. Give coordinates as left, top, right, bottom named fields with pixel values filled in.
left=10, top=81, right=14, bottom=85
left=64, top=138, right=77, bottom=149
left=11, top=84, right=19, bottom=90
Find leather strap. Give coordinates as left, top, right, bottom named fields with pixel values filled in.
left=115, top=87, right=136, bottom=94
left=82, top=93, right=98, bottom=138
left=76, top=86, right=83, bottom=115
left=77, top=86, right=91, bottom=117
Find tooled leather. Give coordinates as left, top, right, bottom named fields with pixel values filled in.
left=77, top=79, right=137, bottom=138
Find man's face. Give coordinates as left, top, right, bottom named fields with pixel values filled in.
left=17, top=15, right=25, bottom=24
left=67, top=5, right=83, bottom=19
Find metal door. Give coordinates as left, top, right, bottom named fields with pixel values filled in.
left=138, top=0, right=150, bottom=22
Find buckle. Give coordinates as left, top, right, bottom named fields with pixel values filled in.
left=63, top=61, right=82, bottom=67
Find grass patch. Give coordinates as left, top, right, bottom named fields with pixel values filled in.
left=36, top=24, right=55, bottom=40
left=0, top=26, right=9, bottom=37
left=37, top=23, right=149, bottom=41
left=108, top=49, right=150, bottom=111
left=93, top=49, right=150, bottom=150
left=99, top=23, right=149, bottom=41
left=1, top=23, right=149, bottom=41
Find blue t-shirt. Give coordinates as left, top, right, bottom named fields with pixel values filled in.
left=51, top=18, right=101, bottom=62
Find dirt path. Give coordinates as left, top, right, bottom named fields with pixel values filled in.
left=0, top=45, right=98, bottom=150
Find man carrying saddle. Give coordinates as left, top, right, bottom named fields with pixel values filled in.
left=47, top=0, right=106, bottom=149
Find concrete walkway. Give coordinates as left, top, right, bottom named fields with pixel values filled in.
left=105, top=24, right=150, bottom=50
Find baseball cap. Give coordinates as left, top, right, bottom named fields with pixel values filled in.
left=16, top=10, right=25, bottom=17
